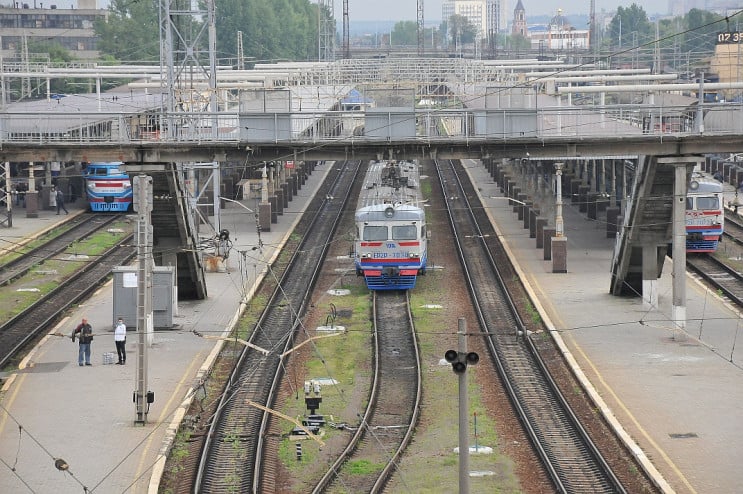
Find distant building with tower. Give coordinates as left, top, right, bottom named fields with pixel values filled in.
left=526, top=9, right=590, bottom=51
left=512, top=0, right=527, bottom=36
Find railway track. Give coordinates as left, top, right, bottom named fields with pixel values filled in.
left=0, top=214, right=134, bottom=368
left=436, top=158, right=626, bottom=493
left=687, top=254, right=743, bottom=306
left=311, top=290, right=421, bottom=493
left=192, top=161, right=361, bottom=494
left=0, top=213, right=124, bottom=286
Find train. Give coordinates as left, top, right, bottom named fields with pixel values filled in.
left=686, top=174, right=724, bottom=253
left=84, top=162, right=133, bottom=212
left=354, top=160, right=428, bottom=290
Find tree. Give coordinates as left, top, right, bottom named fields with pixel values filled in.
left=607, top=4, right=653, bottom=49
left=447, top=14, right=477, bottom=48
left=94, top=0, right=160, bottom=63
left=391, top=21, right=419, bottom=46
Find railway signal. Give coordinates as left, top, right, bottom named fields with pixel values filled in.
left=444, top=349, right=479, bottom=374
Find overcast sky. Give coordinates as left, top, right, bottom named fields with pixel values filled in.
left=343, top=0, right=661, bottom=22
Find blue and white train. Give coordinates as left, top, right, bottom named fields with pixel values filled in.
left=354, top=160, right=427, bottom=290
left=686, top=174, right=724, bottom=253
left=84, top=162, right=133, bottom=212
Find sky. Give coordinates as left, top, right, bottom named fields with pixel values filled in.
left=342, top=0, right=660, bottom=22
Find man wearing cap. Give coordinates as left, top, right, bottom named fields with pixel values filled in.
left=71, top=317, right=94, bottom=366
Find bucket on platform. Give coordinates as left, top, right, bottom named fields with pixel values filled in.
left=102, top=352, right=116, bottom=365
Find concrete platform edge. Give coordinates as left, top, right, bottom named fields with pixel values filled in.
left=464, top=162, right=676, bottom=494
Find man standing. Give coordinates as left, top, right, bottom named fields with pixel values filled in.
left=56, top=187, right=68, bottom=215
left=71, top=317, right=94, bottom=366
left=114, top=317, right=126, bottom=365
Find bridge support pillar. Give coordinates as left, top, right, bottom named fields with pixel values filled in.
left=587, top=193, right=598, bottom=220
left=269, top=196, right=278, bottom=224
left=516, top=193, right=527, bottom=214
left=642, top=245, right=659, bottom=309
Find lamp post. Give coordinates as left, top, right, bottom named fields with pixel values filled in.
left=554, top=162, right=564, bottom=236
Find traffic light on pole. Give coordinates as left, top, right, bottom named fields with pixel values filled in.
left=444, top=349, right=479, bottom=374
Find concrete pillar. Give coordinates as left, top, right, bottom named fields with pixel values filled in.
left=529, top=209, right=539, bottom=238
left=587, top=193, right=598, bottom=220
left=551, top=236, right=568, bottom=273
left=269, top=196, right=278, bottom=224
left=516, top=194, right=527, bottom=216
left=281, top=183, right=289, bottom=208
left=258, top=202, right=271, bottom=232
left=520, top=200, right=531, bottom=222
left=570, top=179, right=582, bottom=203
left=578, top=185, right=590, bottom=213
left=543, top=227, right=555, bottom=260
left=275, top=188, right=285, bottom=215
left=642, top=245, right=659, bottom=309
left=606, top=208, right=620, bottom=238
left=536, top=218, right=547, bottom=247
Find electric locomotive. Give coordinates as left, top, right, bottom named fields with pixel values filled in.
left=84, top=162, right=133, bottom=212
left=354, top=160, right=427, bottom=290
left=686, top=174, right=724, bottom=253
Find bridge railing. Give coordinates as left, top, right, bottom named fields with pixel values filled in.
left=2, top=103, right=742, bottom=146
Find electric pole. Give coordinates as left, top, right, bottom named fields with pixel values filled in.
left=133, top=175, right=154, bottom=425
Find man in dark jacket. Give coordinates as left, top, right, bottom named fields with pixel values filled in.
left=72, top=317, right=94, bottom=366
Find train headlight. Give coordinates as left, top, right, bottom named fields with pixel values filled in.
left=409, top=252, right=420, bottom=258
left=384, top=206, right=395, bottom=218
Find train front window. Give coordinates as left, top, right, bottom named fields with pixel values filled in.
left=363, top=226, right=388, bottom=241
left=392, top=225, right=417, bottom=240
left=696, top=196, right=719, bottom=210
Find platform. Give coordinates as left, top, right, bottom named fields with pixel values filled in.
left=468, top=159, right=743, bottom=494
left=0, top=161, right=332, bottom=493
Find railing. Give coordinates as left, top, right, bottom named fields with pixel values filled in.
left=2, top=103, right=743, bottom=146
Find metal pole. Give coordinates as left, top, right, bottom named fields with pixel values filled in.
left=134, top=175, right=153, bottom=424
left=457, top=317, right=470, bottom=494
left=3, top=162, right=11, bottom=227
left=671, top=165, right=687, bottom=336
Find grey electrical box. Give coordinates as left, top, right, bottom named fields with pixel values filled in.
left=112, top=266, right=176, bottom=329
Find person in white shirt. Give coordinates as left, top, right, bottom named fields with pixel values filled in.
left=114, top=317, right=127, bottom=365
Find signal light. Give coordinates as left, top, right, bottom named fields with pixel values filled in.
left=444, top=349, right=479, bottom=374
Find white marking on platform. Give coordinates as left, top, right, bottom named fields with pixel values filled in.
left=327, top=289, right=350, bottom=296
left=316, top=325, right=345, bottom=333
left=453, top=446, right=493, bottom=454
left=67, top=254, right=89, bottom=260
left=313, top=378, right=339, bottom=385
left=470, top=470, right=495, bottom=477
left=16, top=288, right=40, bottom=292
left=421, top=304, right=443, bottom=309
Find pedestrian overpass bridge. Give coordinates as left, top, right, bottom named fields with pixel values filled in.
left=2, top=57, right=743, bottom=301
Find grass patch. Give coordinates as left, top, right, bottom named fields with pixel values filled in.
left=0, top=221, right=131, bottom=323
